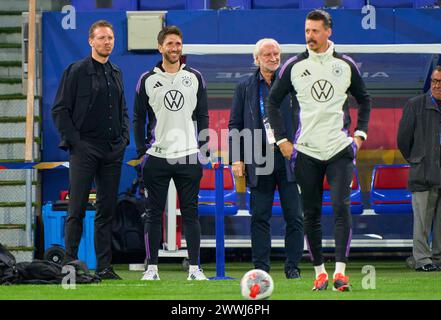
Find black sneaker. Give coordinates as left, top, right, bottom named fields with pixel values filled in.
left=285, top=267, right=301, bottom=279
left=415, top=263, right=439, bottom=272
left=96, top=267, right=122, bottom=280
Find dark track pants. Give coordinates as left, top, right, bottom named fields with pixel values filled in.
left=294, top=145, right=355, bottom=266
left=142, top=154, right=202, bottom=265
left=250, top=150, right=303, bottom=272
left=65, top=139, right=125, bottom=271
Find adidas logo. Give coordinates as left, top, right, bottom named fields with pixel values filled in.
left=153, top=81, right=163, bottom=88
left=301, top=69, right=311, bottom=77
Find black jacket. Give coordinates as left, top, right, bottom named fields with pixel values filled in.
left=52, top=56, right=130, bottom=151
left=228, top=68, right=297, bottom=187
left=397, top=93, right=441, bottom=192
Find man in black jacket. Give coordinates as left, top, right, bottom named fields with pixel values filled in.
left=52, top=20, right=130, bottom=279
left=397, top=66, right=441, bottom=272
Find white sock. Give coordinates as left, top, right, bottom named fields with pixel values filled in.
left=314, top=264, right=327, bottom=278
left=189, top=265, right=200, bottom=273
left=334, top=262, right=346, bottom=277
left=147, top=264, right=158, bottom=272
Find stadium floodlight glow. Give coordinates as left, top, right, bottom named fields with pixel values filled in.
left=183, top=43, right=441, bottom=55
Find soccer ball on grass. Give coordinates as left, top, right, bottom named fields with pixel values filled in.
left=240, top=269, right=274, bottom=300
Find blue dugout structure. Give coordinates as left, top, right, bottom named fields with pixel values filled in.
left=42, top=8, right=441, bottom=202
left=40, top=8, right=441, bottom=253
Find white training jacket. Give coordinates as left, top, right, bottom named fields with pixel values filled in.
left=133, top=62, right=209, bottom=159
left=266, top=41, right=371, bottom=161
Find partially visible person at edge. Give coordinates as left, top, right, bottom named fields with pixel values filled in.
left=397, top=66, right=441, bottom=273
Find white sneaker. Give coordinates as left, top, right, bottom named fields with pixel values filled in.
left=141, top=270, right=160, bottom=281
left=187, top=269, right=208, bottom=280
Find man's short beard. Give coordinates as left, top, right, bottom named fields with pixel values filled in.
left=96, top=50, right=111, bottom=58
left=165, top=54, right=181, bottom=65
left=262, top=65, right=279, bottom=73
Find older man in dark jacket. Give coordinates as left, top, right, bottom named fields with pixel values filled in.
left=228, top=39, right=303, bottom=278
left=52, top=20, right=130, bottom=279
left=397, top=66, right=441, bottom=272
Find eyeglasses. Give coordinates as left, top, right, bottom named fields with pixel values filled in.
left=431, top=78, right=441, bottom=86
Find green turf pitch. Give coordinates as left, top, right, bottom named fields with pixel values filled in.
left=0, top=260, right=439, bottom=300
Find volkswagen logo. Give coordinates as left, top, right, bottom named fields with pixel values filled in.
left=164, top=90, right=184, bottom=111
left=311, top=80, right=334, bottom=103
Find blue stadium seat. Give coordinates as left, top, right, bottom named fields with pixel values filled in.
left=71, top=0, right=138, bottom=10
left=252, top=0, right=300, bottom=9
left=322, top=169, right=363, bottom=215
left=190, top=0, right=252, bottom=9
left=241, top=188, right=288, bottom=216
left=225, top=0, right=252, bottom=9
left=300, top=0, right=365, bottom=9
left=366, top=0, right=413, bottom=8
left=370, top=164, right=412, bottom=214
left=413, top=0, right=440, bottom=8
left=198, top=167, right=239, bottom=216
left=139, top=0, right=251, bottom=10
left=139, top=0, right=186, bottom=10
left=270, top=169, right=363, bottom=216
left=300, top=0, right=336, bottom=9
left=342, top=0, right=367, bottom=8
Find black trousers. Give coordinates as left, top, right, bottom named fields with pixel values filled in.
left=65, top=139, right=125, bottom=271
left=142, top=154, right=203, bottom=265
left=250, top=150, right=303, bottom=272
left=294, top=145, right=355, bottom=266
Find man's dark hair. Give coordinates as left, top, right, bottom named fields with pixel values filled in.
left=157, top=25, right=183, bottom=45
left=306, top=10, right=333, bottom=29
left=434, top=65, right=441, bottom=73
left=89, top=20, right=114, bottom=39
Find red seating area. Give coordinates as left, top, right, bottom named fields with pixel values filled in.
left=370, top=165, right=412, bottom=213
left=372, top=166, right=409, bottom=190
left=323, top=174, right=359, bottom=191
left=199, top=168, right=234, bottom=190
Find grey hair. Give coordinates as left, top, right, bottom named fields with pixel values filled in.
left=253, top=38, right=281, bottom=67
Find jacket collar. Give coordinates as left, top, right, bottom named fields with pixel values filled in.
left=307, top=40, right=335, bottom=63
left=254, top=67, right=279, bottom=84
left=430, top=90, right=441, bottom=107
left=86, top=56, right=119, bottom=75
left=425, top=91, right=440, bottom=111
left=154, top=60, right=186, bottom=73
